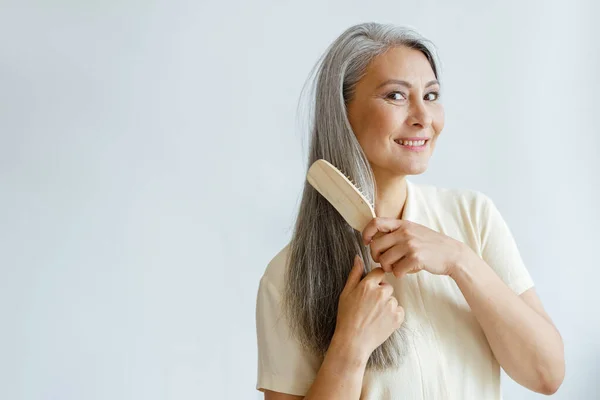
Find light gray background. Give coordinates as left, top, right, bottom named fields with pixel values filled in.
left=1, top=1, right=598, bottom=399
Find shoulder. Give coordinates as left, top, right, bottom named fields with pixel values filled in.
left=410, top=180, right=493, bottom=214
left=407, top=180, right=497, bottom=233
left=259, top=244, right=291, bottom=293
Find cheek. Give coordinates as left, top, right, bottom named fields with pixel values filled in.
left=355, top=109, right=398, bottom=158
left=354, top=103, right=398, bottom=142
left=432, top=106, right=445, bottom=134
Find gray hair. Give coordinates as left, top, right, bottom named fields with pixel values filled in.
left=283, top=22, right=441, bottom=370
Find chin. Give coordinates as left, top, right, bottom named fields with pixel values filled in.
left=370, top=158, right=430, bottom=177
left=396, top=161, right=429, bottom=176
left=403, top=167, right=428, bottom=176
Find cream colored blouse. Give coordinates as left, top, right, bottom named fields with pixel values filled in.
left=256, top=180, right=534, bottom=399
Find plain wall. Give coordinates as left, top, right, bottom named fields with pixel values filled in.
left=1, top=0, right=598, bottom=399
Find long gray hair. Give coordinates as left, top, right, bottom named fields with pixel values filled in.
left=283, top=22, right=441, bottom=371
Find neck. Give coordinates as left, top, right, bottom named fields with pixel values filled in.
left=372, top=167, right=408, bottom=220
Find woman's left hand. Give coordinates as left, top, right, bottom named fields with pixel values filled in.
left=362, top=217, right=471, bottom=278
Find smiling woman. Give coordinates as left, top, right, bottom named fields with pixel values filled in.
left=346, top=45, right=445, bottom=181
left=255, top=22, right=564, bottom=400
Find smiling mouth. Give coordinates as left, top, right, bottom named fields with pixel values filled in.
left=394, top=138, right=429, bottom=148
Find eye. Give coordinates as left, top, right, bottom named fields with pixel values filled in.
left=386, top=91, right=406, bottom=101
left=425, top=91, right=440, bottom=101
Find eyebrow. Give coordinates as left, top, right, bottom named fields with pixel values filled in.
left=376, top=79, right=440, bottom=89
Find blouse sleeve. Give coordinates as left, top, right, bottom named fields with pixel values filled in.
left=255, top=275, right=321, bottom=395
left=478, top=194, right=535, bottom=295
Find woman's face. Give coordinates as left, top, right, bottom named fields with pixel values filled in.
left=347, top=46, right=445, bottom=178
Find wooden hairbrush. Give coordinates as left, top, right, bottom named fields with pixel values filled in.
left=306, top=159, right=377, bottom=234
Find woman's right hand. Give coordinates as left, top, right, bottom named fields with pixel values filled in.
left=332, top=255, right=405, bottom=360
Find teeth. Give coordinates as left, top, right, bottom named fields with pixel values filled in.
left=396, top=139, right=426, bottom=146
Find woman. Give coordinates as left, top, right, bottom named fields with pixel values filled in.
left=255, top=22, right=565, bottom=399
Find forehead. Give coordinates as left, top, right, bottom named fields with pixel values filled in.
left=362, top=46, right=436, bottom=86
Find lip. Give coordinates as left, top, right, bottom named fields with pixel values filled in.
left=394, top=137, right=431, bottom=141
left=393, top=137, right=430, bottom=152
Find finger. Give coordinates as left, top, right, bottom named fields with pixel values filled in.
left=369, top=233, right=398, bottom=265
left=394, top=306, right=406, bottom=327
left=370, top=236, right=410, bottom=272
left=391, top=256, right=421, bottom=279
left=343, top=255, right=365, bottom=292
left=362, top=217, right=405, bottom=245
left=362, top=266, right=386, bottom=285
left=380, top=283, right=394, bottom=298
left=377, top=243, right=410, bottom=272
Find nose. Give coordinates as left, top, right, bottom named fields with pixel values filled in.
left=406, top=100, right=433, bottom=128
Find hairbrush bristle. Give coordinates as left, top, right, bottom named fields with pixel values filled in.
left=340, top=167, right=374, bottom=208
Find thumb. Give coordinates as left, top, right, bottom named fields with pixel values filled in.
left=344, top=255, right=364, bottom=292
